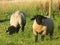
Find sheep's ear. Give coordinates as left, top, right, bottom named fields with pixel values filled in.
left=31, top=16, right=36, bottom=20
left=31, top=17, right=35, bottom=20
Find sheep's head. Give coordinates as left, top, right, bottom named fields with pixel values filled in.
left=6, top=26, right=16, bottom=35
left=31, top=15, right=47, bottom=25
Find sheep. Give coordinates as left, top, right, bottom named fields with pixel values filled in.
left=6, top=10, right=26, bottom=35
left=31, top=15, right=54, bottom=42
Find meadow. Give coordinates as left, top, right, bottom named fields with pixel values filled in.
left=0, top=2, right=60, bottom=45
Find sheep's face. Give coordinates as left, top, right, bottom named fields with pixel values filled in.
left=6, top=26, right=16, bottom=35
left=31, top=15, right=47, bottom=25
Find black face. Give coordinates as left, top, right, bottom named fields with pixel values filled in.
left=31, top=15, right=47, bottom=25
left=6, top=26, right=17, bottom=35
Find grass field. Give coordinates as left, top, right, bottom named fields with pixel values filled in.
left=0, top=2, right=60, bottom=45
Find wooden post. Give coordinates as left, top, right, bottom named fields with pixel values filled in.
left=49, top=0, right=52, bottom=17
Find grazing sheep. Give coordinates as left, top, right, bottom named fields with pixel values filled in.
left=31, top=15, right=54, bottom=42
left=6, top=10, right=26, bottom=35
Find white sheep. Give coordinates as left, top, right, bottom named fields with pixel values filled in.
left=6, top=10, right=26, bottom=35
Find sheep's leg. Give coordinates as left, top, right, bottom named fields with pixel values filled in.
left=41, top=30, right=46, bottom=41
left=35, top=32, right=38, bottom=42
left=33, top=30, right=38, bottom=42
left=41, top=34, right=45, bottom=41
left=50, top=32, right=53, bottom=40
left=16, top=27, right=20, bottom=33
left=50, top=35, right=53, bottom=40
left=41, top=26, right=46, bottom=41
left=22, top=26, right=24, bottom=32
left=16, top=25, right=20, bottom=33
left=21, top=21, right=26, bottom=32
left=35, top=35, right=38, bottom=42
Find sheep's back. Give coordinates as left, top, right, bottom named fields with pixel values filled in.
left=44, top=18, right=54, bottom=34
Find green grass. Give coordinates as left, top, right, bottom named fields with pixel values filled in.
left=0, top=2, right=60, bottom=45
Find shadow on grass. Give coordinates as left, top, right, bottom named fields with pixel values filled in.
left=53, top=36, right=60, bottom=40
left=0, top=19, right=10, bottom=23
left=46, top=36, right=60, bottom=40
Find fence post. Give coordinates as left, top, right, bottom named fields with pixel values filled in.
left=49, top=0, right=52, bottom=17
